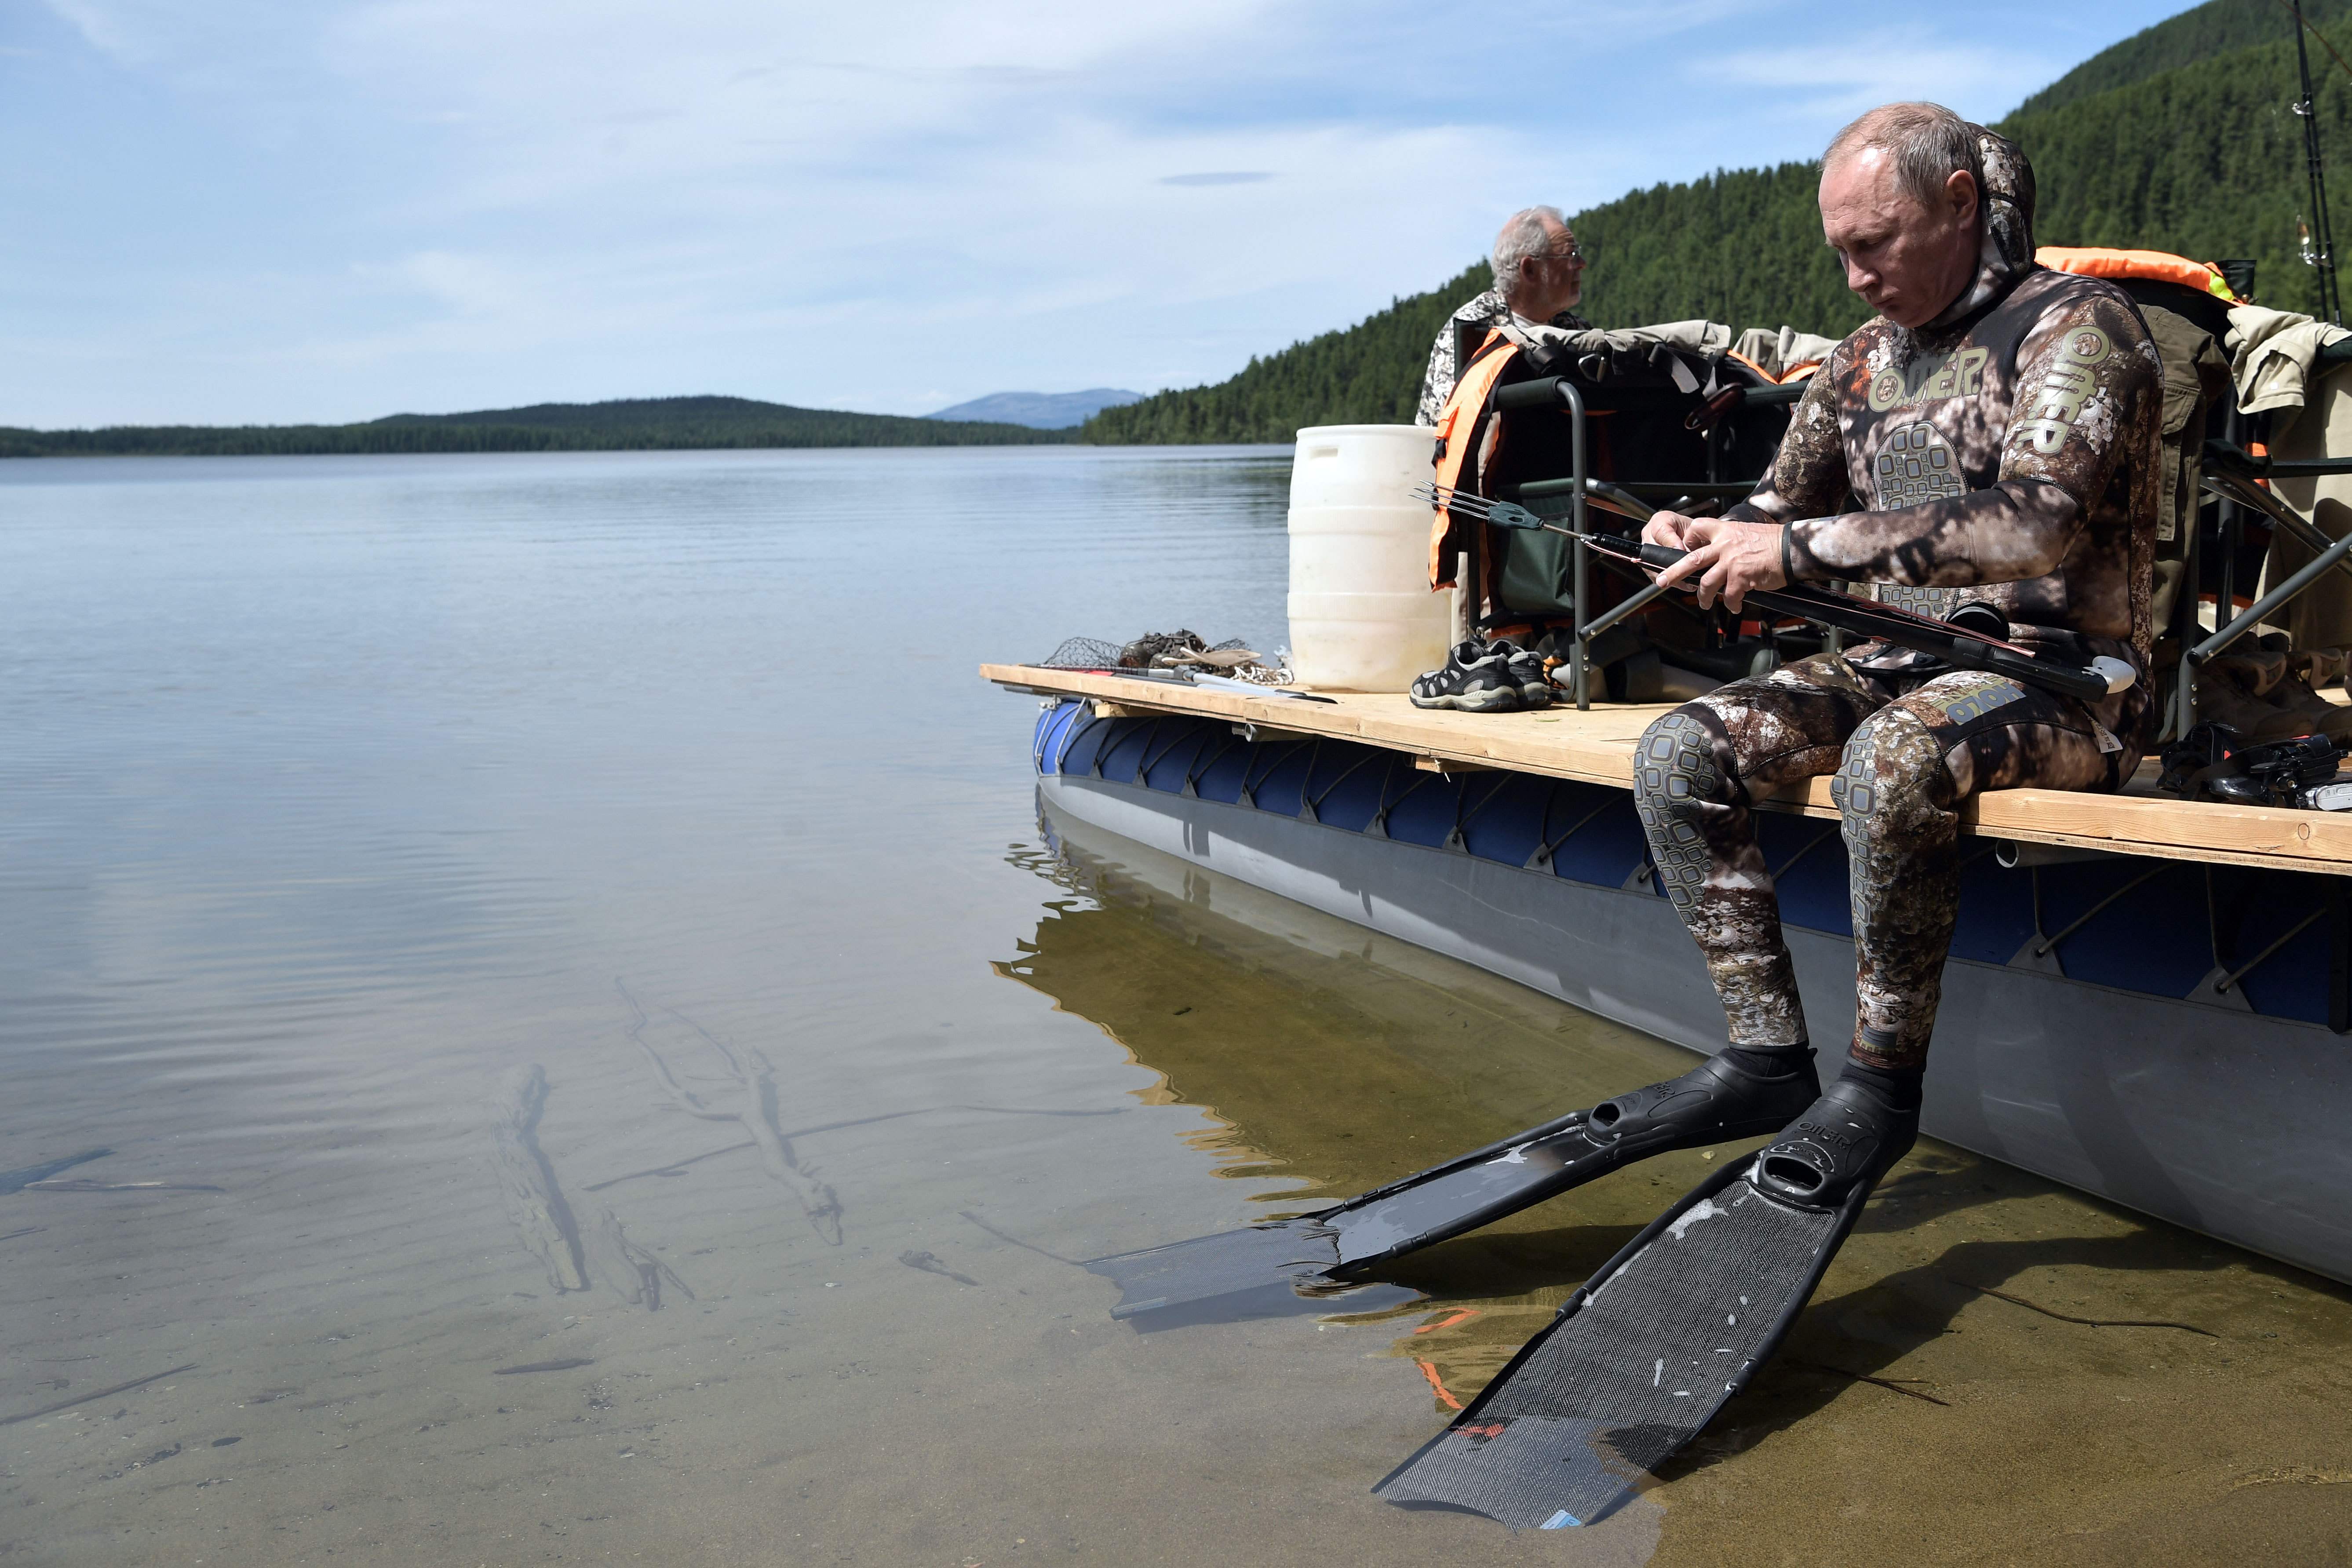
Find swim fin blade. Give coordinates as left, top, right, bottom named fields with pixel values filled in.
left=1087, top=1050, right=1822, bottom=1324
left=1086, top=1109, right=1600, bottom=1322
left=1370, top=1155, right=1875, bottom=1530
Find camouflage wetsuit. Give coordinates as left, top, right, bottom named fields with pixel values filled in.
left=1632, top=130, right=2165, bottom=1072
left=1416, top=289, right=1593, bottom=427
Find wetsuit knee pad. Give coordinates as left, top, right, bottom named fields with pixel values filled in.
left=1632, top=708, right=1732, bottom=912
left=1831, top=707, right=1942, bottom=846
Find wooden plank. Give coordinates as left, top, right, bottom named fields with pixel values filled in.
left=980, top=663, right=2352, bottom=875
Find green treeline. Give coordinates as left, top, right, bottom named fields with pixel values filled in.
left=2009, top=13, right=2352, bottom=318
left=1551, top=161, right=1870, bottom=342
left=0, top=394, right=1073, bottom=458
left=1087, top=0, right=2352, bottom=446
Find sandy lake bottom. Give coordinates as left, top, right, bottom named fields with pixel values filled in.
left=3, top=448, right=2348, bottom=1566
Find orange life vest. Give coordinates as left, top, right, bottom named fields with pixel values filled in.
left=2036, top=246, right=2244, bottom=304
left=1722, top=350, right=1819, bottom=386
left=1428, top=331, right=1520, bottom=590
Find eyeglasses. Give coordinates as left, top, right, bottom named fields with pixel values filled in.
left=1546, top=244, right=1590, bottom=267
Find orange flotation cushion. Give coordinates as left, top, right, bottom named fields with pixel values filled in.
left=2037, top=246, right=2243, bottom=303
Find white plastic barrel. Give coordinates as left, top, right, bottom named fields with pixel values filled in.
left=1286, top=424, right=1453, bottom=691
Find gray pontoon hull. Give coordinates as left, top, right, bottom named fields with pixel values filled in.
left=1041, top=770, right=2352, bottom=1287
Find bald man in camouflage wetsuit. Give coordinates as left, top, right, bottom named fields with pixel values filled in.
left=1621, top=103, right=2162, bottom=1176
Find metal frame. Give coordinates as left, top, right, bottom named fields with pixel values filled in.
left=2177, top=452, right=2352, bottom=732
left=1493, top=376, right=1803, bottom=710
left=1480, top=378, right=2352, bottom=731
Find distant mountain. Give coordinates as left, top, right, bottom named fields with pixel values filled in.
left=1082, top=268, right=1490, bottom=444
left=923, top=389, right=1143, bottom=429
left=0, top=394, right=1076, bottom=457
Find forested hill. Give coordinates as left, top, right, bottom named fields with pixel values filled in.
left=2014, top=0, right=2352, bottom=116
left=0, top=395, right=1072, bottom=457
left=1063, top=264, right=1489, bottom=442
left=1088, top=0, right=2352, bottom=445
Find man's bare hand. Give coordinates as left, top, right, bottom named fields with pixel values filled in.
left=1642, top=510, right=1698, bottom=550
left=1638, top=513, right=1787, bottom=615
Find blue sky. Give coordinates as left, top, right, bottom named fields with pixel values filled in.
left=4, top=0, right=2195, bottom=427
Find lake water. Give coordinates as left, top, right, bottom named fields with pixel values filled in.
left=3, top=446, right=2349, bottom=1567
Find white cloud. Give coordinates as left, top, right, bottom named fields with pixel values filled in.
left=35, top=0, right=146, bottom=61
left=317, top=0, right=1284, bottom=216
left=5, top=0, right=2197, bottom=424
left=1697, top=32, right=2075, bottom=126
left=33, top=0, right=325, bottom=71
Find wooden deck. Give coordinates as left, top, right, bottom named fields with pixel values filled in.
left=981, top=662, right=2352, bottom=877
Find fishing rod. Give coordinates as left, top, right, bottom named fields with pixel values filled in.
left=1417, top=482, right=2135, bottom=704
left=2292, top=0, right=2345, bottom=324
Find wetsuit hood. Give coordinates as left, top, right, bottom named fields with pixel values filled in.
left=1924, top=125, right=2038, bottom=333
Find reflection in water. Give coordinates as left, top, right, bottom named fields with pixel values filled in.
left=1003, top=809, right=2352, bottom=1561
left=4, top=448, right=2351, bottom=1566
left=998, top=813, right=1717, bottom=1403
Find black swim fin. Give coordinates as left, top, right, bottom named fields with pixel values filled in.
left=1087, top=1048, right=1818, bottom=1324
left=1370, top=1077, right=1917, bottom=1529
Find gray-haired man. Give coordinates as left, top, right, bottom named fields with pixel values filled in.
left=1629, top=102, right=2162, bottom=1203
left=1415, top=206, right=1591, bottom=426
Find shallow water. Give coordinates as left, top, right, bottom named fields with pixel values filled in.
left=2, top=447, right=2349, bottom=1566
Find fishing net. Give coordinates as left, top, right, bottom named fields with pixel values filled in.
left=1038, top=630, right=1293, bottom=685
